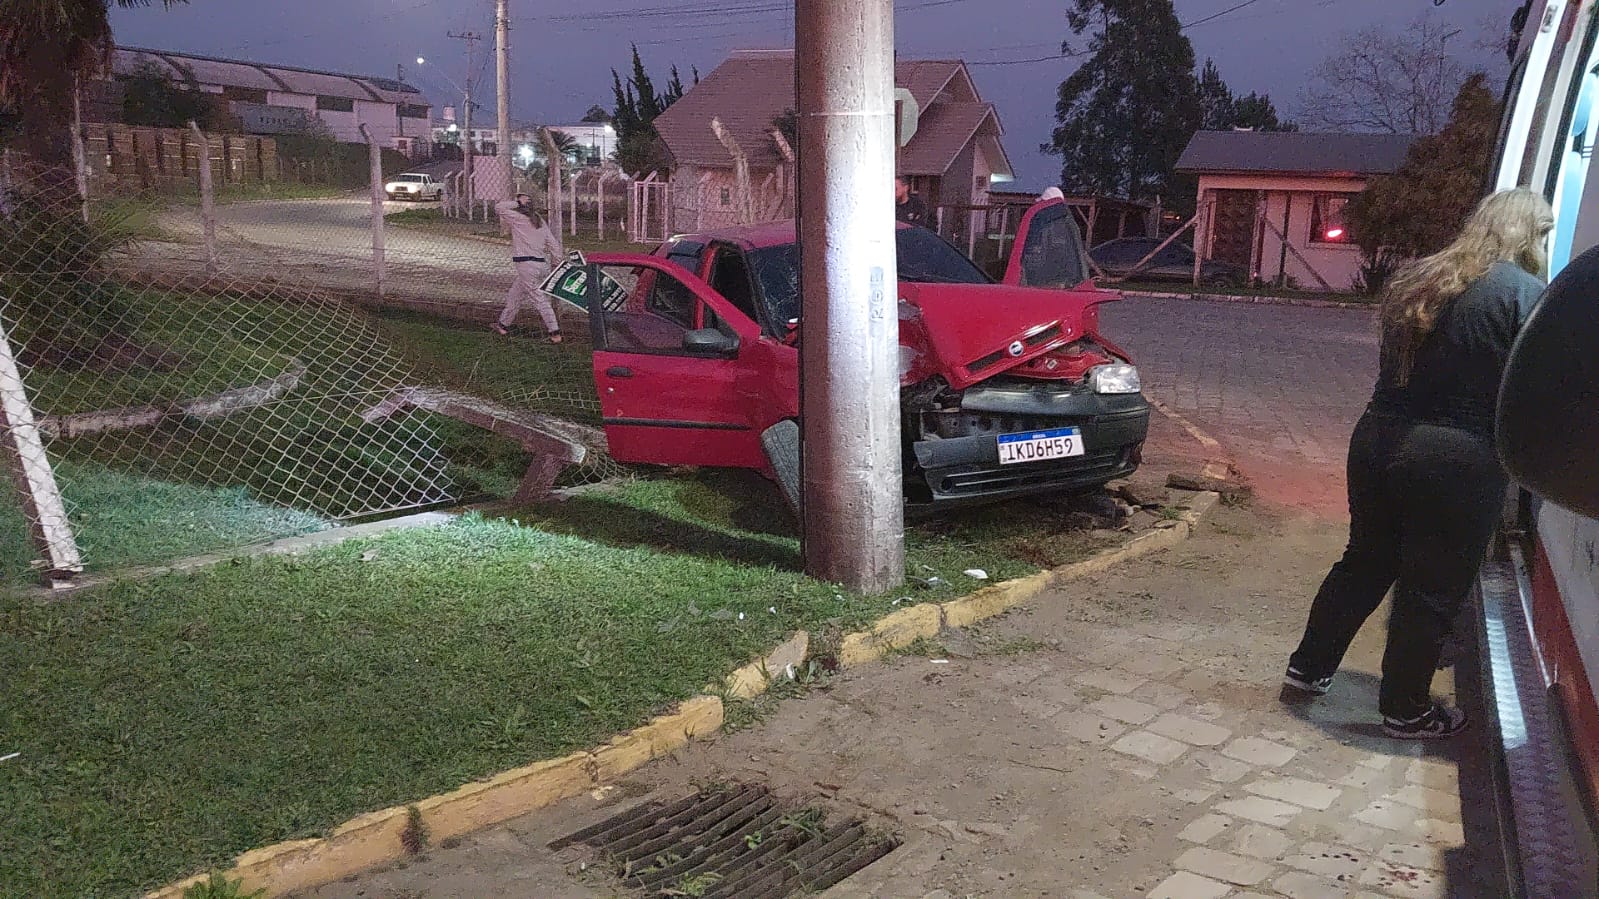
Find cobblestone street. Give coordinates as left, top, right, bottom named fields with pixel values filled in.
left=1103, top=296, right=1379, bottom=516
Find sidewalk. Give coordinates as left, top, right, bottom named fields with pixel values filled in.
left=300, top=503, right=1503, bottom=899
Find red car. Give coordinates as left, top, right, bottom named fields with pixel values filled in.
left=579, top=199, right=1151, bottom=511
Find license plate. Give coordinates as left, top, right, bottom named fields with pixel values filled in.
left=997, top=427, right=1085, bottom=465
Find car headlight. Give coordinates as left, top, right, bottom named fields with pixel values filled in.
left=898, top=344, right=922, bottom=378
left=1090, top=363, right=1141, bottom=394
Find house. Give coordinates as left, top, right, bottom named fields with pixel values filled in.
left=652, top=49, right=1014, bottom=234
left=97, top=48, right=433, bottom=156
left=1176, top=130, right=1416, bottom=290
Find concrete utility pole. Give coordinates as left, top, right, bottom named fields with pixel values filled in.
left=449, top=30, right=482, bottom=214
left=494, top=0, right=513, bottom=190
left=795, top=0, right=904, bottom=592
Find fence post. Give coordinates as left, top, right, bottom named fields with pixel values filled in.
left=188, top=121, right=219, bottom=276
left=359, top=124, right=386, bottom=300
left=569, top=169, right=579, bottom=237
left=540, top=128, right=564, bottom=239
left=597, top=171, right=609, bottom=239
left=0, top=310, right=83, bottom=585
left=71, top=79, right=90, bottom=225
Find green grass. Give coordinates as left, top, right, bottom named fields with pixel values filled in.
left=0, top=470, right=1107, bottom=897
left=0, top=462, right=326, bottom=584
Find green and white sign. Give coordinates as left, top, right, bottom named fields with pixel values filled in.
left=540, top=252, right=628, bottom=312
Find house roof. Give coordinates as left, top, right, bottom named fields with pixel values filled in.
left=897, top=101, right=1002, bottom=177
left=653, top=49, right=1010, bottom=178
left=1176, top=131, right=1416, bottom=177
left=112, top=47, right=428, bottom=107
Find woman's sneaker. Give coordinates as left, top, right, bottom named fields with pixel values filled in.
left=1383, top=704, right=1468, bottom=740
left=1283, top=666, right=1333, bottom=695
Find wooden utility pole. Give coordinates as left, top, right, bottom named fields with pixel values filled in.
left=795, top=0, right=904, bottom=592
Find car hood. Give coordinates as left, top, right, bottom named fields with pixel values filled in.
left=899, top=282, right=1112, bottom=390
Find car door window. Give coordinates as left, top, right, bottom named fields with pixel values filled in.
left=663, top=240, right=707, bottom=277
left=1155, top=244, right=1194, bottom=266
left=707, top=246, right=764, bottom=329
left=595, top=264, right=727, bottom=355
left=1016, top=203, right=1089, bottom=288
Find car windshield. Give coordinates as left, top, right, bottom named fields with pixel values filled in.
left=395, top=174, right=425, bottom=182
left=748, top=227, right=990, bottom=325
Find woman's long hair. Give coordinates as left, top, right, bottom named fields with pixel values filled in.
left=1381, top=187, right=1554, bottom=384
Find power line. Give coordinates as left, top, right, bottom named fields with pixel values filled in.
left=970, top=0, right=1271, bottom=66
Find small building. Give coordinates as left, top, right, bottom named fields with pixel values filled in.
left=652, top=49, right=1014, bottom=234
left=1176, top=131, right=1416, bottom=291
left=100, top=48, right=433, bottom=156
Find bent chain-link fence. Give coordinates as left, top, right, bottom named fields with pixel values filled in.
left=0, top=130, right=633, bottom=587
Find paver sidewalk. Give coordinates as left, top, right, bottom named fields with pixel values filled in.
left=302, top=505, right=1504, bottom=899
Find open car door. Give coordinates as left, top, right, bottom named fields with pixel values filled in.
left=582, top=254, right=769, bottom=470
left=1002, top=199, right=1096, bottom=289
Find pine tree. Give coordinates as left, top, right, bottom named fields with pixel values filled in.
left=665, top=65, right=687, bottom=106
left=1198, top=59, right=1235, bottom=131
left=1044, top=0, right=1201, bottom=202
left=630, top=45, right=661, bottom=120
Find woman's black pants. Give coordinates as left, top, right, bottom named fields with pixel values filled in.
left=1288, top=409, right=1507, bottom=720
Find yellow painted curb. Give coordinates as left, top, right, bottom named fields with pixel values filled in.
left=146, top=493, right=1217, bottom=898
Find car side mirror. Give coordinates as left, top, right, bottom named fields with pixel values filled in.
left=1496, top=246, right=1599, bottom=518
left=683, top=328, right=739, bottom=357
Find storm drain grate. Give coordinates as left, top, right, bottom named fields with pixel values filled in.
left=550, top=784, right=899, bottom=898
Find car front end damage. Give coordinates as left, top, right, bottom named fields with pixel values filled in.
left=894, top=285, right=1150, bottom=510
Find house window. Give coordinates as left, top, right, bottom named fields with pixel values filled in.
left=222, top=86, right=268, bottom=104
left=720, top=187, right=732, bottom=206
left=1310, top=193, right=1355, bottom=244
left=316, top=95, right=355, bottom=113
left=398, top=103, right=430, bottom=120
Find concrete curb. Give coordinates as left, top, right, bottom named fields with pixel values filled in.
left=1123, top=289, right=1376, bottom=311
left=144, top=491, right=1218, bottom=898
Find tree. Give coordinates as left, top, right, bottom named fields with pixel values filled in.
left=121, top=61, right=228, bottom=129
left=0, top=0, right=185, bottom=176
left=1198, top=58, right=1296, bottom=132
left=1299, top=16, right=1466, bottom=134
left=580, top=104, right=611, bottom=123
left=1044, top=0, right=1201, bottom=203
left=609, top=45, right=690, bottom=176
left=1347, top=73, right=1499, bottom=263
left=1198, top=59, right=1235, bottom=131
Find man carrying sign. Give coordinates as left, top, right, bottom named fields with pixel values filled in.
left=492, top=193, right=566, bottom=343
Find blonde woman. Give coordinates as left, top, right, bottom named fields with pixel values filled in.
left=1284, top=188, right=1554, bottom=739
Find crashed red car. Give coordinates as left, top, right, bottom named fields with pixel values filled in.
left=579, top=198, right=1151, bottom=511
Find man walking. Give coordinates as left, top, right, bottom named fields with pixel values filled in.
left=895, top=175, right=928, bottom=226
left=493, top=192, right=565, bottom=342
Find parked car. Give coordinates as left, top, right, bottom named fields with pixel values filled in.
left=1089, top=236, right=1246, bottom=286
left=384, top=173, right=442, bottom=201
left=574, top=199, right=1151, bottom=512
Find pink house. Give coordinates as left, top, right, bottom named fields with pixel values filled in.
left=1177, top=131, right=1416, bottom=291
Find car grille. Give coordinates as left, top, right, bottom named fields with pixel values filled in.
left=937, top=447, right=1127, bottom=495
left=920, top=409, right=1083, bottom=440
left=964, top=323, right=1064, bottom=376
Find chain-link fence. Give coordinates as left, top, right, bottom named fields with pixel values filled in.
left=0, top=126, right=639, bottom=586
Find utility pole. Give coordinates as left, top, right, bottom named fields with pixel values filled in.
left=795, top=0, right=904, bottom=592
left=495, top=0, right=513, bottom=196
left=448, top=30, right=482, bottom=214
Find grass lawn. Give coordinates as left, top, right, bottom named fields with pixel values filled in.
left=0, top=462, right=326, bottom=585
left=0, top=470, right=1108, bottom=897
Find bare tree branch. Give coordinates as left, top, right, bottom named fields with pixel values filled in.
left=1298, top=15, right=1467, bottom=134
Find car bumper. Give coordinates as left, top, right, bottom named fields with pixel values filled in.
left=905, top=391, right=1150, bottom=510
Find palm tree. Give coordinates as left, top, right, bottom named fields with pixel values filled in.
left=0, top=0, right=184, bottom=176
left=545, top=128, right=582, bottom=166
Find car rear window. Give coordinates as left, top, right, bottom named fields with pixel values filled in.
left=748, top=228, right=989, bottom=324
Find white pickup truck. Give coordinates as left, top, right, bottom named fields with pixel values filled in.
left=383, top=172, right=442, bottom=201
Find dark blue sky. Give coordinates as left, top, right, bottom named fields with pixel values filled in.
left=110, top=0, right=1511, bottom=188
